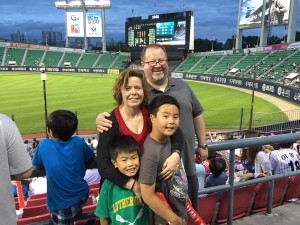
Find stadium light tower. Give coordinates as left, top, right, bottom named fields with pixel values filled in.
left=55, top=0, right=111, bottom=50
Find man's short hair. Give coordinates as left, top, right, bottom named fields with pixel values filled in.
left=140, top=44, right=167, bottom=62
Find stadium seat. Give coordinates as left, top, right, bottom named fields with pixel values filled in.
left=74, top=217, right=100, bottom=225
left=22, top=204, right=49, bottom=218
left=215, top=184, right=256, bottom=224
left=26, top=197, right=46, bottom=207
left=15, top=201, right=20, bottom=210
left=82, top=195, right=97, bottom=213
left=90, top=188, right=100, bottom=197
left=250, top=177, right=289, bottom=214
left=82, top=204, right=97, bottom=213
left=16, top=213, right=51, bottom=225
left=14, top=196, right=26, bottom=203
left=197, top=192, right=219, bottom=225
left=283, top=175, right=300, bottom=203
left=29, top=192, right=47, bottom=200
left=88, top=182, right=100, bottom=189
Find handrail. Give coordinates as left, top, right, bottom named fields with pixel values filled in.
left=200, top=132, right=300, bottom=225
left=207, top=132, right=300, bottom=151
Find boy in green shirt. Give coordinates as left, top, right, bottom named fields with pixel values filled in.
left=95, top=135, right=152, bottom=225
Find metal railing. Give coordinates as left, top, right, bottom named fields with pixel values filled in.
left=198, top=132, right=300, bottom=225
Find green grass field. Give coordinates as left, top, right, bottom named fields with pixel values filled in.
left=0, top=71, right=287, bottom=134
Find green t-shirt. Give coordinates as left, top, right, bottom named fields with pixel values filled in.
left=95, top=179, right=152, bottom=225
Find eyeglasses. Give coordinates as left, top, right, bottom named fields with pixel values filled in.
left=143, top=60, right=167, bottom=67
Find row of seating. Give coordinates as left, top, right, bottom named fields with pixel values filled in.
left=0, top=47, right=131, bottom=69
left=15, top=182, right=100, bottom=225
left=195, top=175, right=300, bottom=225
left=15, top=176, right=300, bottom=225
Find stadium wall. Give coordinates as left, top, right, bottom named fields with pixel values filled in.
left=0, top=66, right=121, bottom=75
left=171, top=72, right=300, bottom=105
left=1, top=63, right=299, bottom=105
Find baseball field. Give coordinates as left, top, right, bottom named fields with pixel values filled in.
left=0, top=71, right=286, bottom=134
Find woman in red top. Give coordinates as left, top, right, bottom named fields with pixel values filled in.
left=97, top=68, right=183, bottom=199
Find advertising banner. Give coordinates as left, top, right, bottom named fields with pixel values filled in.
left=86, top=12, right=102, bottom=37
left=173, top=72, right=300, bottom=104
left=67, top=12, right=84, bottom=37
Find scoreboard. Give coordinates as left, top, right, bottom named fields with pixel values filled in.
left=125, top=11, right=194, bottom=51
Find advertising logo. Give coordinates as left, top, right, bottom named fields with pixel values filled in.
left=71, top=24, right=80, bottom=33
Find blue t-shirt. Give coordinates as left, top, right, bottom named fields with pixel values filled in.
left=205, top=172, right=228, bottom=197
left=32, top=136, right=94, bottom=210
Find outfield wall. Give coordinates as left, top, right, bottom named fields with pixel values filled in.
left=0, top=66, right=121, bottom=75
left=171, top=72, right=300, bottom=105
left=1, top=65, right=299, bottom=104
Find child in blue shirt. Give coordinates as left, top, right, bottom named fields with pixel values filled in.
left=205, top=158, right=228, bottom=197
left=32, top=110, right=95, bottom=224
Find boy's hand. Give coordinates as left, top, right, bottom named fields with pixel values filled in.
left=132, top=181, right=143, bottom=205
left=95, top=112, right=112, bottom=133
left=159, top=152, right=180, bottom=181
left=170, top=216, right=183, bottom=225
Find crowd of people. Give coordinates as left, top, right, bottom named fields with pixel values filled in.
left=2, top=43, right=299, bottom=225
left=194, top=130, right=300, bottom=200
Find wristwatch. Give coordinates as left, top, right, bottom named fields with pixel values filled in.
left=198, top=143, right=208, bottom=150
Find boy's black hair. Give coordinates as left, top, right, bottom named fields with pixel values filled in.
left=278, top=142, right=293, bottom=149
left=47, top=110, right=78, bottom=141
left=148, top=95, right=180, bottom=116
left=109, top=135, right=140, bottom=161
left=209, top=158, right=226, bottom=176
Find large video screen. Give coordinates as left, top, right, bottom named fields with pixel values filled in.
left=265, top=0, right=291, bottom=27
left=239, top=0, right=264, bottom=29
left=125, top=11, right=193, bottom=50
left=239, top=0, right=291, bottom=29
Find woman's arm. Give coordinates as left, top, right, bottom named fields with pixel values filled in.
left=97, top=113, right=130, bottom=188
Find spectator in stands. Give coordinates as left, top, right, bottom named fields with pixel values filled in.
left=96, top=68, right=183, bottom=204
left=95, top=135, right=152, bottom=225
left=239, top=131, right=272, bottom=180
left=0, top=113, right=32, bottom=225
left=292, top=133, right=300, bottom=154
left=209, top=132, right=234, bottom=168
left=96, top=44, right=207, bottom=211
left=205, top=158, right=228, bottom=197
left=195, top=151, right=206, bottom=197
left=11, top=180, right=29, bottom=199
left=91, top=136, right=98, bottom=150
left=84, top=159, right=101, bottom=185
left=86, top=138, right=93, bottom=148
left=32, top=137, right=39, bottom=150
left=32, top=110, right=95, bottom=225
left=269, top=141, right=300, bottom=175
left=24, top=139, right=34, bottom=158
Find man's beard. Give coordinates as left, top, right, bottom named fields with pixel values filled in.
left=151, top=70, right=167, bottom=85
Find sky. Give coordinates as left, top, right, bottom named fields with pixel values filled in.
left=0, top=0, right=299, bottom=44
